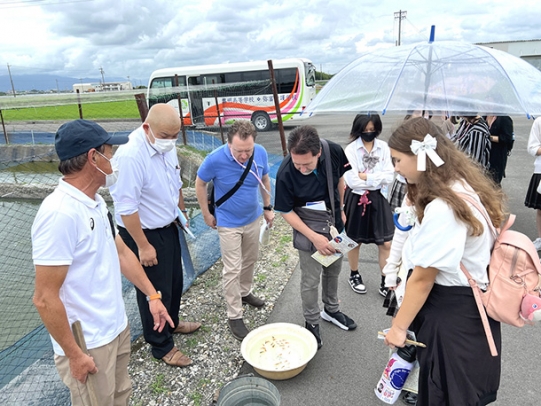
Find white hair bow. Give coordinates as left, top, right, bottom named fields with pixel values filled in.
left=410, top=134, right=444, bottom=171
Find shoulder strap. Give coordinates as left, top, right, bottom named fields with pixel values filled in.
left=215, top=152, right=254, bottom=207
left=320, top=139, right=335, bottom=223
left=459, top=263, right=498, bottom=357
left=456, top=192, right=498, bottom=356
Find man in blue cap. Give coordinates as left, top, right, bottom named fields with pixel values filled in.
left=32, top=119, right=174, bottom=406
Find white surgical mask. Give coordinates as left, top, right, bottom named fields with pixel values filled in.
left=95, top=151, right=119, bottom=187
left=148, top=126, right=177, bottom=154
left=300, top=169, right=314, bottom=176
left=153, top=138, right=177, bottom=153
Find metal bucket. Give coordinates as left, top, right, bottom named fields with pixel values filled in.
left=216, top=375, right=281, bottom=406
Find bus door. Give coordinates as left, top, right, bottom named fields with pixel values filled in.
left=187, top=76, right=205, bottom=125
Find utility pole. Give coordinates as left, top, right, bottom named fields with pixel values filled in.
left=56, top=79, right=59, bottom=93
left=99, top=67, right=105, bottom=85
left=394, top=10, right=407, bottom=46
left=7, top=63, right=16, bottom=98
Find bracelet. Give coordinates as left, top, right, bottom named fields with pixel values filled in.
left=181, top=209, right=188, bottom=213
left=146, top=291, right=162, bottom=301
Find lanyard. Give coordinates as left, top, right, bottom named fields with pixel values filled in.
left=230, top=149, right=270, bottom=196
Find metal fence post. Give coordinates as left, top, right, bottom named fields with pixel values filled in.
left=134, top=93, right=149, bottom=122
left=267, top=60, right=287, bottom=157
left=76, top=89, right=84, bottom=119
left=214, top=91, right=225, bottom=144
left=174, top=75, right=187, bottom=145
left=0, top=108, right=8, bottom=144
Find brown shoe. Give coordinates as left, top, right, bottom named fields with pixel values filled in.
left=174, top=321, right=202, bottom=334
left=162, top=347, right=192, bottom=367
left=228, top=318, right=249, bottom=341
left=241, top=293, right=265, bottom=308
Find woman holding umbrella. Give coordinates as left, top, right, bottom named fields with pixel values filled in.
left=384, top=117, right=504, bottom=406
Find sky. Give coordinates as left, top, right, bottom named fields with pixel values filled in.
left=1, top=0, right=541, bottom=86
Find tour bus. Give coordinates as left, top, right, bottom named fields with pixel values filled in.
left=147, top=58, right=316, bottom=131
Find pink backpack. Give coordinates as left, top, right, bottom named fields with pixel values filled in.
left=459, top=194, right=541, bottom=357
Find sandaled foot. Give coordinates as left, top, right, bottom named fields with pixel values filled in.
left=162, top=347, right=192, bottom=367
left=174, top=321, right=202, bottom=334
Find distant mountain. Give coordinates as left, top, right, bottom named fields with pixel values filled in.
left=0, top=74, right=139, bottom=93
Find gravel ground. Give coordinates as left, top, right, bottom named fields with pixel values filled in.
left=128, top=215, right=298, bottom=406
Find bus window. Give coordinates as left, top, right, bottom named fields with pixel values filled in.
left=188, top=76, right=202, bottom=86
left=224, top=72, right=242, bottom=83
left=276, top=68, right=297, bottom=93
left=150, top=77, right=174, bottom=89
left=243, top=70, right=266, bottom=82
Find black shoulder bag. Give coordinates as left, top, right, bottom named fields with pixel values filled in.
left=207, top=152, right=255, bottom=216
left=292, top=139, right=336, bottom=253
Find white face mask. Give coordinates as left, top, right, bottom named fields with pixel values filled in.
left=300, top=169, right=314, bottom=176
left=148, top=126, right=177, bottom=154
left=95, top=151, right=119, bottom=187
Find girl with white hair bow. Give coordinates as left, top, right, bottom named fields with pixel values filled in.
left=383, top=117, right=506, bottom=406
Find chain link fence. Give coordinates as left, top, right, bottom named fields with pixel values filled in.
left=0, top=90, right=281, bottom=404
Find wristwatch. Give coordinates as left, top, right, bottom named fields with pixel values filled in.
left=263, top=205, right=273, bottom=211
left=146, top=291, right=162, bottom=302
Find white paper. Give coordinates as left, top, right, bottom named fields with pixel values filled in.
left=177, top=208, right=195, bottom=239
left=303, top=201, right=326, bottom=211
left=310, top=232, right=358, bottom=266
left=259, top=222, right=271, bottom=245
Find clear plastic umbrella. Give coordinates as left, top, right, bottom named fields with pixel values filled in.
left=305, top=41, right=541, bottom=118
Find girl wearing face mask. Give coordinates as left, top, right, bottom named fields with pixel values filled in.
left=342, top=114, right=395, bottom=297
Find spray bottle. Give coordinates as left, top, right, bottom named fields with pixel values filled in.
left=374, top=344, right=416, bottom=404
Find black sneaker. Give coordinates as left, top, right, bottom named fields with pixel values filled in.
left=379, top=283, right=389, bottom=298
left=305, top=322, right=323, bottom=349
left=402, top=391, right=418, bottom=405
left=320, top=308, right=357, bottom=331
left=349, top=273, right=367, bottom=294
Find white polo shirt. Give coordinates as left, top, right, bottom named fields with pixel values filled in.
left=32, top=179, right=127, bottom=356
left=109, top=126, right=182, bottom=229
left=403, top=180, right=494, bottom=287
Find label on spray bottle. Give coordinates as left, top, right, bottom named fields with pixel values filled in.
left=374, top=345, right=416, bottom=404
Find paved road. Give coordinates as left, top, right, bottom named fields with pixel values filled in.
left=235, top=114, right=540, bottom=406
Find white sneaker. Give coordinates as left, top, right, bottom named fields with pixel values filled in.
left=533, top=238, right=541, bottom=251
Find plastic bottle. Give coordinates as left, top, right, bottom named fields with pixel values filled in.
left=374, top=345, right=416, bottom=404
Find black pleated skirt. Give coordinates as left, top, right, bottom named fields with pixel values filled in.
left=343, top=187, right=394, bottom=244
left=410, top=284, right=501, bottom=406
left=524, top=173, right=541, bottom=209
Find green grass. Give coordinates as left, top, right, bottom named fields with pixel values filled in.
left=1, top=100, right=140, bottom=121
left=150, top=374, right=169, bottom=395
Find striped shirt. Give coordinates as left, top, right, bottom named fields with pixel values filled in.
left=452, top=118, right=491, bottom=169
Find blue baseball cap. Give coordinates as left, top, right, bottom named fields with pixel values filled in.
left=55, top=119, right=129, bottom=161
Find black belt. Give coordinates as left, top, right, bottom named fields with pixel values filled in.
left=118, top=220, right=177, bottom=233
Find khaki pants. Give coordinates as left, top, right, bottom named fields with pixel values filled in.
left=54, top=324, right=132, bottom=406
left=218, top=217, right=261, bottom=319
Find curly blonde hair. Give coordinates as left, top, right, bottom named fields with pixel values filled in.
left=388, top=117, right=507, bottom=235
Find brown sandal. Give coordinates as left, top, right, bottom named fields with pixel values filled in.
left=162, top=347, right=192, bottom=367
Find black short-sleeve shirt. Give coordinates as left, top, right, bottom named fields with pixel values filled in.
left=275, top=140, right=349, bottom=230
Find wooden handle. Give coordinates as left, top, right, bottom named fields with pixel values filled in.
left=378, top=331, right=427, bottom=348
left=72, top=321, right=100, bottom=406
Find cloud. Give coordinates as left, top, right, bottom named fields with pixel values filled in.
left=0, top=0, right=540, bottom=84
